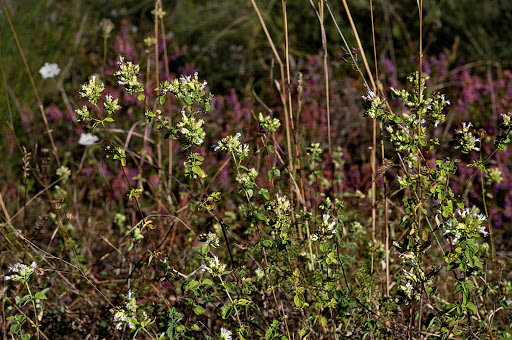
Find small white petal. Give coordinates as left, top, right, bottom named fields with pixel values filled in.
left=78, top=133, right=99, bottom=146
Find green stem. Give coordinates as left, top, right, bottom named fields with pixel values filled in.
left=25, top=283, right=40, bottom=340
left=103, top=37, right=108, bottom=65
left=219, top=277, right=243, bottom=329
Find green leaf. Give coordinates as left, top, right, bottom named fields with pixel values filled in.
left=185, top=280, right=201, bottom=291
left=202, top=278, right=213, bottom=285
left=256, top=212, right=268, bottom=222
left=222, top=304, right=232, bottom=319
left=20, top=295, right=31, bottom=307
left=137, top=94, right=145, bottom=101
left=239, top=328, right=249, bottom=340
left=300, top=328, right=311, bottom=339
left=294, top=293, right=305, bottom=308
left=268, top=170, right=275, bottom=181
left=259, top=188, right=270, bottom=200
left=465, top=302, right=477, bottom=314
left=235, top=298, right=251, bottom=306
left=201, top=244, right=210, bottom=255
left=462, top=291, right=470, bottom=305
left=34, top=292, right=47, bottom=300
left=266, top=145, right=275, bottom=153
left=421, top=230, right=428, bottom=242
left=223, top=281, right=234, bottom=291
left=192, top=166, right=206, bottom=178
left=193, top=305, right=204, bottom=315
left=104, top=117, right=114, bottom=122
left=159, top=96, right=166, bottom=105
left=10, top=324, right=21, bottom=333
left=21, top=334, right=30, bottom=340
left=8, top=314, right=26, bottom=323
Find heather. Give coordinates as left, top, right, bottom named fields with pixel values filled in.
left=1, top=1, right=512, bottom=339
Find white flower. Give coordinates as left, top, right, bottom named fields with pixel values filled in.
left=5, top=276, right=11, bottom=280
left=78, top=133, right=99, bottom=146
left=219, top=327, right=232, bottom=340
left=255, top=268, right=264, bottom=279
left=478, top=213, right=487, bottom=222
left=403, top=281, right=414, bottom=298
left=204, top=232, right=220, bottom=247
left=479, top=226, right=489, bottom=237
left=39, top=62, right=60, bottom=79
left=201, top=256, right=226, bottom=277
left=462, top=122, right=472, bottom=130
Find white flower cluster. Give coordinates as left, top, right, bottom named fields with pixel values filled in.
left=180, top=72, right=207, bottom=89
left=213, top=133, right=250, bottom=159
left=255, top=267, right=265, bottom=280
left=200, top=232, right=220, bottom=248
left=272, top=194, right=291, bottom=219
left=5, top=261, right=37, bottom=282
left=403, top=282, right=414, bottom=299
left=322, top=213, right=338, bottom=234
left=79, top=75, right=105, bottom=105
left=237, top=167, right=258, bottom=188
left=385, top=124, right=410, bottom=153
left=56, top=165, right=71, bottom=180
left=488, top=167, right=503, bottom=185
left=501, top=112, right=512, bottom=127
left=457, top=122, right=481, bottom=153
left=115, top=56, right=144, bottom=94
left=362, top=90, right=384, bottom=120
left=258, top=112, right=281, bottom=133
left=199, top=255, right=226, bottom=277
left=39, top=62, right=60, bottom=79
left=399, top=268, right=421, bottom=301
left=443, top=207, right=488, bottom=245
left=219, top=327, right=232, bottom=340
left=396, top=175, right=408, bottom=189
left=113, top=309, right=133, bottom=330
left=78, top=133, right=99, bottom=146
left=104, top=93, right=121, bottom=114
left=112, top=290, right=148, bottom=331
left=176, top=112, right=206, bottom=145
